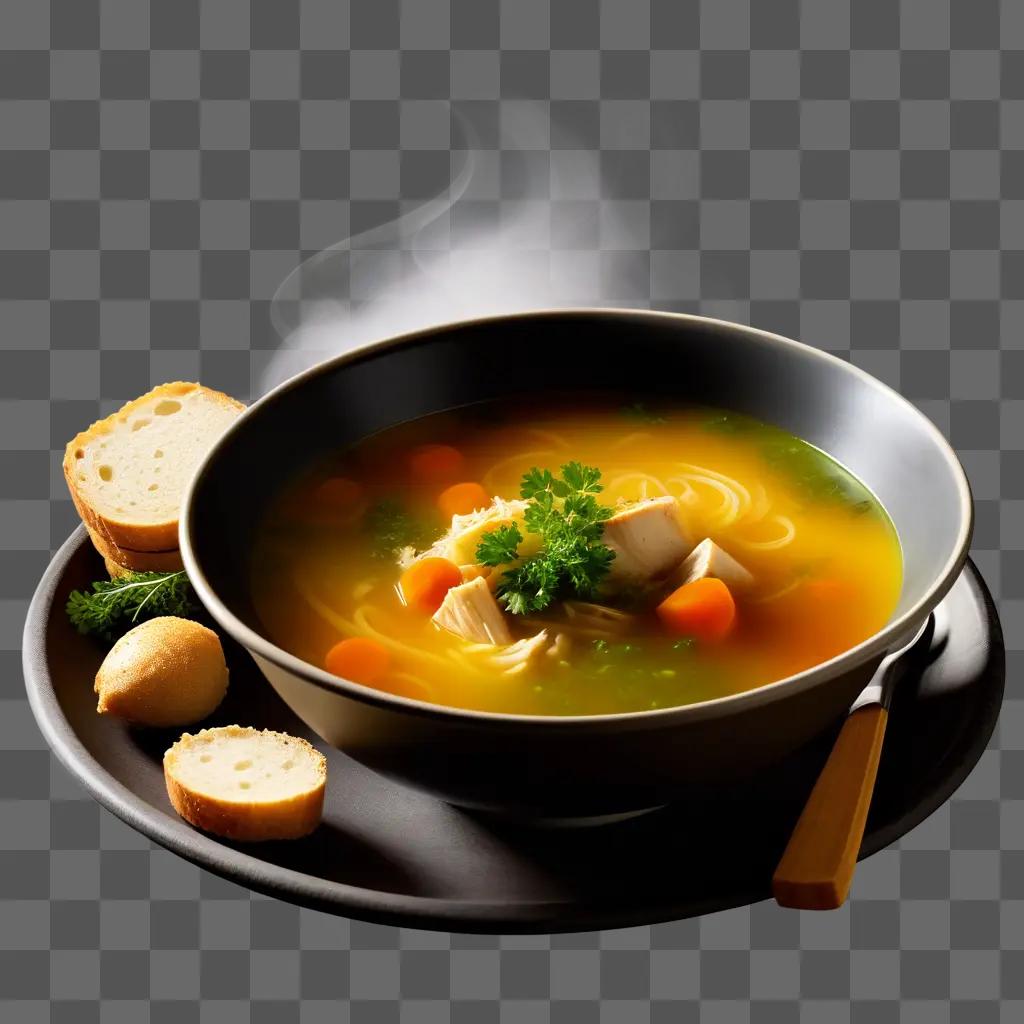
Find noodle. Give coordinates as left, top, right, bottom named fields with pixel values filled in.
left=671, top=474, right=741, bottom=526
left=664, top=476, right=698, bottom=505
left=677, top=463, right=752, bottom=514
left=734, top=514, right=797, bottom=551
left=605, top=472, right=670, bottom=503
left=747, top=482, right=770, bottom=524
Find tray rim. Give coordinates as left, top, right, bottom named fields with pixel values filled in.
left=23, top=527, right=1005, bottom=933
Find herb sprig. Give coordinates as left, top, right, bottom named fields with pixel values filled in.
left=475, top=462, right=616, bottom=615
left=66, top=570, right=194, bottom=640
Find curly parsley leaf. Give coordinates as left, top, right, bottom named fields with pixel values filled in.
left=66, top=570, right=195, bottom=641
left=560, top=461, right=603, bottom=496
left=475, top=523, right=523, bottom=567
left=520, top=467, right=556, bottom=500
left=478, top=462, right=616, bottom=615
left=497, top=557, right=561, bottom=615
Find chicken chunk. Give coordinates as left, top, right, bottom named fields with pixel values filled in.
left=602, top=496, right=692, bottom=584
left=432, top=575, right=512, bottom=645
left=673, top=537, right=754, bottom=592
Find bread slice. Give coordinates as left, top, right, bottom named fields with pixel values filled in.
left=87, top=522, right=183, bottom=576
left=64, top=382, right=244, bottom=553
left=164, top=726, right=327, bottom=841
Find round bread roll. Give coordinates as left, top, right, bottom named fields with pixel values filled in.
left=95, top=616, right=228, bottom=726
left=164, top=726, right=327, bottom=841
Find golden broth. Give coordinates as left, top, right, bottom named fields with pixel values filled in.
left=251, top=401, right=902, bottom=716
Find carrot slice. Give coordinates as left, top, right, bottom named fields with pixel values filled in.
left=325, top=637, right=391, bottom=685
left=437, top=481, right=491, bottom=519
left=399, top=557, right=463, bottom=615
left=656, top=577, right=736, bottom=642
left=409, top=444, right=466, bottom=484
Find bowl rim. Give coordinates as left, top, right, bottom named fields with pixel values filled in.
left=180, top=308, right=974, bottom=728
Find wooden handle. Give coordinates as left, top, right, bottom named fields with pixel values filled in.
left=772, top=704, right=889, bottom=910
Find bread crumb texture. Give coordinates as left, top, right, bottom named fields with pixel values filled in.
left=164, top=726, right=327, bottom=841
left=95, top=616, right=228, bottom=727
left=64, top=381, right=244, bottom=552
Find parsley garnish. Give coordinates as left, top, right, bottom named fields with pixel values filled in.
left=365, top=499, right=434, bottom=559
left=66, top=570, right=194, bottom=640
left=475, top=462, right=616, bottom=615
left=475, top=523, right=523, bottom=566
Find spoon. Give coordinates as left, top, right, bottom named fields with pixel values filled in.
left=772, top=614, right=934, bottom=910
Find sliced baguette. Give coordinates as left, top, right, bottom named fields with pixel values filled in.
left=87, top=522, right=183, bottom=575
left=164, top=726, right=327, bottom=841
left=64, top=382, right=244, bottom=553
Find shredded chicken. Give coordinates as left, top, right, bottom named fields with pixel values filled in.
left=432, top=575, right=512, bottom=645
left=602, top=496, right=692, bottom=584
left=400, top=497, right=539, bottom=569
left=474, top=630, right=551, bottom=674
left=673, top=537, right=754, bottom=592
left=524, top=600, right=636, bottom=642
left=546, top=631, right=572, bottom=662
left=466, top=629, right=573, bottom=676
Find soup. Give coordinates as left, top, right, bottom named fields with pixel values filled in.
left=251, top=400, right=902, bottom=716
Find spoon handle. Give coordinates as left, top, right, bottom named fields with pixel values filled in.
left=772, top=704, right=889, bottom=910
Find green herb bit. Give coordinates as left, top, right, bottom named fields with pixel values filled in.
left=477, top=462, right=616, bottom=615
left=364, top=498, right=434, bottom=559
left=66, top=570, right=194, bottom=641
left=672, top=637, right=696, bottom=651
left=475, top=523, right=523, bottom=567
left=621, top=401, right=667, bottom=425
left=496, top=557, right=561, bottom=615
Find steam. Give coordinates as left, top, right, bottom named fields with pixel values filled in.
left=262, top=103, right=684, bottom=395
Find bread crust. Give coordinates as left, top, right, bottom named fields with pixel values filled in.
left=164, top=727, right=327, bottom=842
left=88, top=522, right=183, bottom=575
left=96, top=616, right=229, bottom=727
left=64, top=382, right=244, bottom=552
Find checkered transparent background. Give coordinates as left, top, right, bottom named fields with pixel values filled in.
left=1, top=0, right=1022, bottom=1019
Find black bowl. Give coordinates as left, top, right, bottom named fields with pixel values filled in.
left=181, top=310, right=972, bottom=820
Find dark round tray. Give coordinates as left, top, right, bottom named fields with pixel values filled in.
left=24, top=528, right=1004, bottom=933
